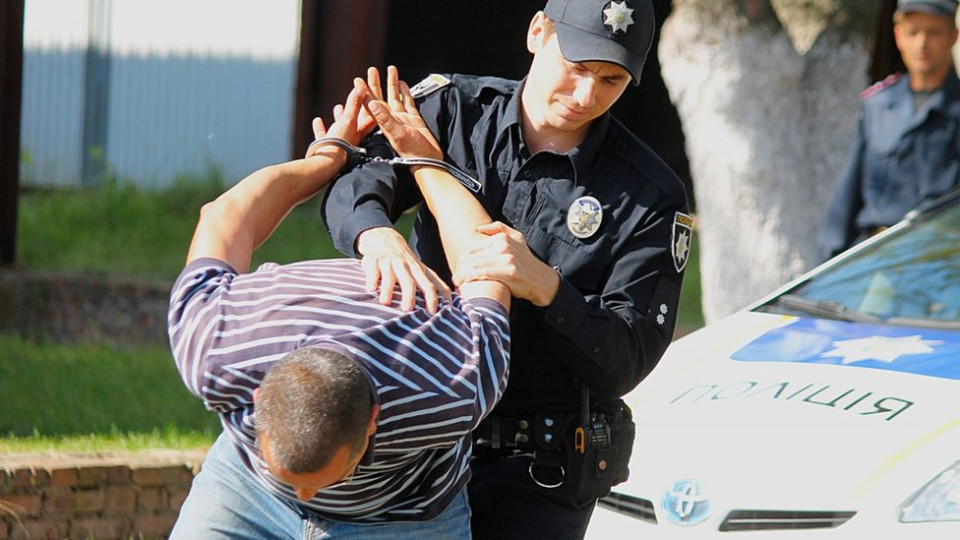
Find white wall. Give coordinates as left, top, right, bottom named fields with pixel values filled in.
left=20, top=0, right=301, bottom=188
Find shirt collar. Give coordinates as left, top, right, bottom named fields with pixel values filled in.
left=935, top=69, right=960, bottom=111
left=500, top=77, right=614, bottom=180
left=357, top=364, right=379, bottom=467
left=358, top=432, right=376, bottom=466
left=905, top=69, right=960, bottom=114
left=570, top=112, right=611, bottom=180
left=495, top=78, right=526, bottom=148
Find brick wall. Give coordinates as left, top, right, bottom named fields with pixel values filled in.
left=0, top=271, right=201, bottom=538
left=0, top=269, right=170, bottom=346
left=0, top=450, right=206, bottom=539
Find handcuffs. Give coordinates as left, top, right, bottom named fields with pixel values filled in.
left=306, top=136, right=481, bottom=193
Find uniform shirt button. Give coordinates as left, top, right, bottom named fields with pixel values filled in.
left=593, top=346, right=601, bottom=354
left=556, top=316, right=565, bottom=324
left=523, top=170, right=532, bottom=178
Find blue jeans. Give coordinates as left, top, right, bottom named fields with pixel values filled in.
left=171, top=431, right=472, bottom=539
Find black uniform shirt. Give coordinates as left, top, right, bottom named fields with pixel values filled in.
left=322, top=74, right=689, bottom=413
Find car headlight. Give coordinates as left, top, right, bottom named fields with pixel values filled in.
left=900, top=461, right=960, bottom=523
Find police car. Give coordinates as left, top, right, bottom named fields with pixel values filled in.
left=586, top=189, right=960, bottom=537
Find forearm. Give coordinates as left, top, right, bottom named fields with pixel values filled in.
left=412, top=166, right=509, bottom=306
left=187, top=150, right=346, bottom=271
left=411, top=166, right=490, bottom=269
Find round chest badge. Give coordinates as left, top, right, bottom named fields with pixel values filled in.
left=567, top=196, right=603, bottom=239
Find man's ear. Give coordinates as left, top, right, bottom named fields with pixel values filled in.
left=253, top=387, right=261, bottom=402
left=527, top=11, right=548, bottom=53
left=366, top=404, right=380, bottom=437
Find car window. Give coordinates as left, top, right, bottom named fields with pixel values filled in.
left=768, top=201, right=960, bottom=326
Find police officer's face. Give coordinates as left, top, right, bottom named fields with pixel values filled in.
left=894, top=12, right=959, bottom=84
left=523, top=17, right=631, bottom=139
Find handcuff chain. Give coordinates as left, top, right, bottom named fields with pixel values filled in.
left=306, top=137, right=481, bottom=193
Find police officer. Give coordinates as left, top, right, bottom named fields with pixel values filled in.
left=819, top=0, right=960, bottom=260
left=322, top=1, right=689, bottom=538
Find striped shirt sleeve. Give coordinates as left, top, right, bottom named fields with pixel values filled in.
left=168, top=258, right=252, bottom=411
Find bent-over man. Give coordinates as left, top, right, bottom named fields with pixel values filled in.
left=169, top=80, right=509, bottom=538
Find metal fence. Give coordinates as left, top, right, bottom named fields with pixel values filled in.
left=20, top=0, right=299, bottom=188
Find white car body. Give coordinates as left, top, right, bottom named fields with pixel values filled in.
left=587, top=196, right=960, bottom=538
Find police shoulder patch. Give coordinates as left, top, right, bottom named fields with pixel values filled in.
left=860, top=72, right=903, bottom=101
left=671, top=212, right=693, bottom=273
left=409, top=74, right=452, bottom=99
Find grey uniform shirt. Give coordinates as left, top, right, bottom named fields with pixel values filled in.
left=819, top=70, right=960, bottom=260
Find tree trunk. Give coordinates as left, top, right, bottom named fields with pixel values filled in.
left=660, top=0, right=883, bottom=321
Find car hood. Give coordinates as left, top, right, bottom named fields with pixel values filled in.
left=612, top=311, right=960, bottom=526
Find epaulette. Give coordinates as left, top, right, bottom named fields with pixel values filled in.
left=860, top=72, right=904, bottom=100
left=416, top=74, right=517, bottom=101
left=409, top=74, right=452, bottom=99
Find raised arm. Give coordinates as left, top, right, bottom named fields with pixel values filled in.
left=186, top=89, right=371, bottom=272
left=356, top=67, right=510, bottom=309
left=320, top=68, right=453, bottom=314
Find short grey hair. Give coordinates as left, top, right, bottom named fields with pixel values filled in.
left=256, top=347, right=373, bottom=473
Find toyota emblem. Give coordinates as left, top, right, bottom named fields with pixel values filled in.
left=662, top=479, right=712, bottom=526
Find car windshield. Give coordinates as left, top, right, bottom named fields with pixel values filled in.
left=762, top=196, right=960, bottom=328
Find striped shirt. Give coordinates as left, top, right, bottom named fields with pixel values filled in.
left=168, top=257, right=510, bottom=522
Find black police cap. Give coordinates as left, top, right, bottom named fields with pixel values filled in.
left=543, top=0, right=655, bottom=85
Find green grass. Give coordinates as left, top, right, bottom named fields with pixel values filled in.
left=0, top=427, right=216, bottom=454
left=16, top=173, right=345, bottom=282
left=677, top=233, right=704, bottom=333
left=8, top=174, right=702, bottom=452
left=0, top=334, right=220, bottom=451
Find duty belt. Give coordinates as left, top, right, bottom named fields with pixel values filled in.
left=473, top=413, right=571, bottom=451
left=474, top=395, right=635, bottom=492
left=475, top=412, right=576, bottom=489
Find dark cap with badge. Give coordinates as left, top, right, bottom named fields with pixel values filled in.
left=543, top=0, right=655, bottom=85
left=895, top=0, right=958, bottom=17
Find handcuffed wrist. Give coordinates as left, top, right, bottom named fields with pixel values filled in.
left=305, top=137, right=367, bottom=170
